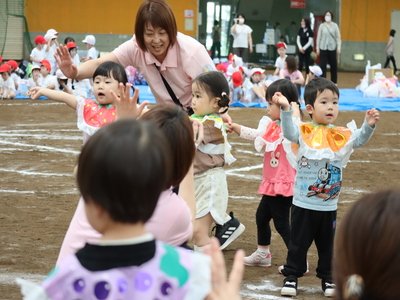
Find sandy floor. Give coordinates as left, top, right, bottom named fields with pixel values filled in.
left=1, top=72, right=399, bottom=299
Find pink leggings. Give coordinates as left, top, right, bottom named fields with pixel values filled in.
left=56, top=197, right=100, bottom=266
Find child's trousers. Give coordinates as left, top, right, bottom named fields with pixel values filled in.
left=281, top=205, right=336, bottom=280
left=256, top=195, right=292, bottom=248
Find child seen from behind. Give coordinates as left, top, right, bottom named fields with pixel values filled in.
left=19, top=119, right=211, bottom=299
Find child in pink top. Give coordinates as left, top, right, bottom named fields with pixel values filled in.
left=229, top=79, right=301, bottom=267
left=280, top=55, right=305, bottom=98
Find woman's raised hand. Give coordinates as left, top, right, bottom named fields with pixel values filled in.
left=55, top=45, right=78, bottom=79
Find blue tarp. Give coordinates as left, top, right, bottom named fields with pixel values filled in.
left=15, top=86, right=400, bottom=112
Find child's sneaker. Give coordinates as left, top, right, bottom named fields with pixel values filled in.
left=244, top=250, right=272, bottom=267
left=322, top=279, right=336, bottom=297
left=214, top=211, right=245, bottom=250
left=281, top=276, right=298, bottom=297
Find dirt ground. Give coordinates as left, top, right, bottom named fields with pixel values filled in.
left=0, top=72, right=399, bottom=300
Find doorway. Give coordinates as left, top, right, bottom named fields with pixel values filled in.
left=205, top=1, right=233, bottom=59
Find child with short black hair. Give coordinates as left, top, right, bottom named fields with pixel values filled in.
left=190, top=71, right=245, bottom=250
left=19, top=119, right=211, bottom=299
left=273, top=77, right=380, bottom=297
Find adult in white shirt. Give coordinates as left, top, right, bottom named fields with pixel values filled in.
left=230, top=13, right=253, bottom=63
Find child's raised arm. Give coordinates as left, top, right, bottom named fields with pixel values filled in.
left=365, top=108, right=380, bottom=127
left=28, top=87, right=78, bottom=109
left=271, top=91, right=290, bottom=111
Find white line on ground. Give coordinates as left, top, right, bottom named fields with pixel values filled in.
left=0, top=140, right=79, bottom=155
left=0, top=168, right=72, bottom=177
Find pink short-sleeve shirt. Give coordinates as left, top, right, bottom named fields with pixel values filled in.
left=113, top=32, right=215, bottom=109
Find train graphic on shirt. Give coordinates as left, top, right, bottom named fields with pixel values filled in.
left=307, top=162, right=342, bottom=201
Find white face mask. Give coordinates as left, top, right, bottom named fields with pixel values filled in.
left=325, top=15, right=332, bottom=22
left=238, top=18, right=244, bottom=25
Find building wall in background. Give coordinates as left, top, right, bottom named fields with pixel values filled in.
left=340, top=0, right=400, bottom=70
left=24, top=0, right=197, bottom=53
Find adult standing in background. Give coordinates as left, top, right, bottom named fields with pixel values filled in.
left=297, top=17, right=314, bottom=75
left=383, top=29, right=398, bottom=75
left=56, top=0, right=215, bottom=112
left=210, top=20, right=221, bottom=61
left=316, top=10, right=341, bottom=83
left=230, top=13, right=253, bottom=63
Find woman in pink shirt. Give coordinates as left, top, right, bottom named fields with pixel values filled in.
left=56, top=0, right=215, bottom=112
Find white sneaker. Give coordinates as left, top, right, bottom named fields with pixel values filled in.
left=244, top=250, right=272, bottom=267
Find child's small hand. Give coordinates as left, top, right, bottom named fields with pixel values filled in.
left=228, top=123, right=241, bottom=135
left=365, top=108, right=380, bottom=126
left=112, top=83, right=148, bottom=120
left=291, top=102, right=301, bottom=118
left=191, top=119, right=204, bottom=147
left=27, top=87, right=42, bottom=99
left=272, top=92, right=290, bottom=111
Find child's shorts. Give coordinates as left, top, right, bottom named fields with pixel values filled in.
left=194, top=167, right=228, bottom=225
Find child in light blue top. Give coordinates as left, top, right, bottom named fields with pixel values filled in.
left=272, top=77, right=380, bottom=298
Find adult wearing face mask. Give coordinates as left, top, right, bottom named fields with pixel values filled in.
left=316, top=10, right=341, bottom=84
left=230, top=13, right=253, bottom=63
left=296, top=17, right=314, bottom=75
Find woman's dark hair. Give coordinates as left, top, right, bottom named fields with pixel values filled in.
left=92, top=61, right=128, bottom=83
left=324, top=10, right=334, bottom=21
left=193, top=71, right=230, bottom=113
left=236, top=13, right=246, bottom=21
left=140, top=104, right=195, bottom=188
left=135, top=0, right=177, bottom=51
left=334, top=189, right=400, bottom=300
left=390, top=29, right=396, bottom=37
left=302, top=17, right=311, bottom=29
left=78, top=119, right=171, bottom=223
left=304, top=77, right=339, bottom=107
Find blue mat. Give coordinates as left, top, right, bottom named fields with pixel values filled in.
left=230, top=88, right=400, bottom=112
left=14, top=86, right=400, bottom=112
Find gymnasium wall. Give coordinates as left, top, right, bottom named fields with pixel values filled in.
left=24, top=0, right=198, bottom=53
left=340, top=0, right=400, bottom=70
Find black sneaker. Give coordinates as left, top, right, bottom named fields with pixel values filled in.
left=281, top=276, right=298, bottom=297
left=322, top=279, right=336, bottom=297
left=214, top=212, right=245, bottom=250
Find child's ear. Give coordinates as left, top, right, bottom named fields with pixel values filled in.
left=305, top=104, right=314, bottom=115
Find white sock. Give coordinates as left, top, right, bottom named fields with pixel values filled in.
left=257, top=248, right=270, bottom=256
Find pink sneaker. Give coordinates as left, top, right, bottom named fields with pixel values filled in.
left=244, top=250, right=272, bottom=267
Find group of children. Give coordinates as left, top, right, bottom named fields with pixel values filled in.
left=0, top=30, right=98, bottom=99
left=215, top=42, right=322, bottom=105
left=14, top=38, right=384, bottom=299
